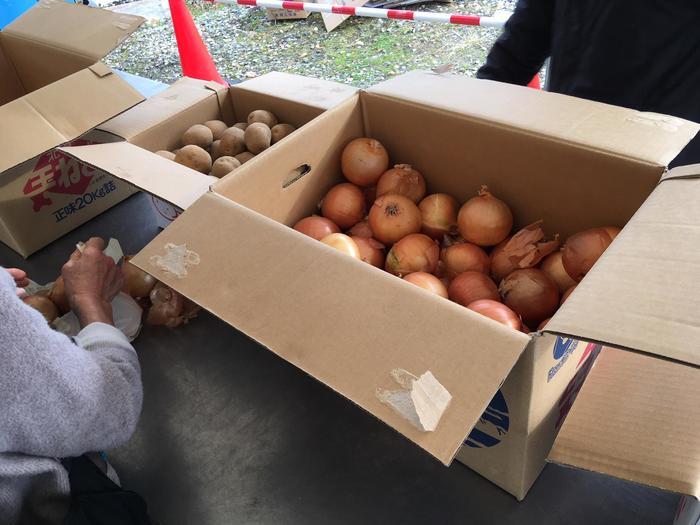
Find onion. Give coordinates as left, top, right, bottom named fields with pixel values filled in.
left=561, top=284, right=577, bottom=305
left=419, top=193, right=459, bottom=240
left=352, top=236, right=385, bottom=267
left=48, top=275, right=70, bottom=314
left=403, top=272, right=448, bottom=298
left=376, top=164, right=426, bottom=203
left=294, top=215, right=341, bottom=241
left=23, top=295, right=59, bottom=323
left=368, top=194, right=422, bottom=245
left=321, top=233, right=361, bottom=259
left=448, top=271, right=500, bottom=306
left=348, top=219, right=373, bottom=238
left=457, top=186, right=513, bottom=246
left=499, top=269, right=559, bottom=326
left=121, top=255, right=157, bottom=299
left=341, top=138, right=389, bottom=186
left=440, top=242, right=490, bottom=280
left=562, top=227, right=619, bottom=281
left=321, top=183, right=366, bottom=229
left=385, top=233, right=439, bottom=276
left=490, top=221, right=560, bottom=281
left=146, top=282, right=185, bottom=328
left=540, top=251, right=576, bottom=294
left=537, top=318, right=551, bottom=331
left=521, top=323, right=532, bottom=334
left=467, top=299, right=521, bottom=331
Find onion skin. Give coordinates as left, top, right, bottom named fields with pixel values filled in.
left=403, top=272, right=448, bottom=298
left=321, top=183, right=366, bottom=230
left=537, top=318, right=551, bottom=331
left=540, top=251, right=576, bottom=294
left=122, top=255, right=158, bottom=299
left=562, top=227, right=619, bottom=281
left=348, top=220, right=373, bottom=238
left=368, top=194, right=422, bottom=245
left=499, top=268, right=559, bottom=327
left=352, top=236, right=385, bottom=267
left=561, top=284, right=577, bottom=305
left=294, top=216, right=341, bottom=241
left=376, top=164, right=426, bottom=204
left=23, top=295, right=59, bottom=323
left=448, top=271, right=500, bottom=307
left=467, top=299, right=521, bottom=331
left=341, top=138, right=389, bottom=187
left=440, top=242, right=490, bottom=280
left=385, top=233, right=439, bottom=276
left=457, top=186, right=513, bottom=247
left=419, top=193, right=459, bottom=240
left=48, top=275, right=70, bottom=314
left=489, top=221, right=560, bottom=282
left=146, top=283, right=185, bottom=328
left=321, top=233, right=361, bottom=259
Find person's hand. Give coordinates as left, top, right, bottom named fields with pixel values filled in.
left=61, top=237, right=123, bottom=327
left=5, top=268, right=29, bottom=297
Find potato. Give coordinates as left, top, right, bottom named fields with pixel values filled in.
left=203, top=120, right=228, bottom=140
left=155, top=150, right=176, bottom=161
left=182, top=124, right=213, bottom=148
left=235, top=152, right=255, bottom=165
left=271, top=123, right=296, bottom=144
left=219, top=127, right=246, bottom=157
left=244, top=122, right=271, bottom=154
left=233, top=122, right=248, bottom=131
left=247, top=110, right=278, bottom=128
left=174, top=145, right=212, bottom=174
left=210, top=140, right=222, bottom=161
left=211, top=156, right=241, bottom=178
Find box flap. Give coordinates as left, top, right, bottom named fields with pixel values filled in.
left=369, top=71, right=700, bottom=167
left=0, top=40, right=24, bottom=105
left=3, top=0, right=144, bottom=63
left=0, top=64, right=144, bottom=174
left=59, top=142, right=215, bottom=210
left=130, top=192, right=531, bottom=465
left=549, top=347, right=700, bottom=498
left=546, top=172, right=700, bottom=366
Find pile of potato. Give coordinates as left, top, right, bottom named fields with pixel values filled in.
left=155, top=109, right=296, bottom=178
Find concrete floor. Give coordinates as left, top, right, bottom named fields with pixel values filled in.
left=0, top=192, right=680, bottom=524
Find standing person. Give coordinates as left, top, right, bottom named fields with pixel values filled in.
left=477, top=0, right=700, bottom=166
left=0, top=238, right=147, bottom=524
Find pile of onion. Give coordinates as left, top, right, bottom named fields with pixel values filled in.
left=385, top=233, right=439, bottom=276
left=419, top=193, right=458, bottom=239
left=467, top=299, right=521, bottom=331
left=23, top=295, right=59, bottom=323
left=490, top=221, right=560, bottom=281
left=321, top=233, right=361, bottom=259
left=458, top=186, right=513, bottom=247
left=448, top=271, right=499, bottom=306
left=294, top=216, right=340, bottom=241
left=48, top=276, right=70, bottom=314
left=121, top=256, right=158, bottom=299
left=440, top=242, right=490, bottom=280
left=341, top=138, right=389, bottom=186
left=352, top=236, right=384, bottom=267
left=376, top=164, right=426, bottom=203
left=368, top=194, right=422, bottom=245
left=321, top=183, right=366, bottom=229
left=499, top=269, right=559, bottom=327
left=562, top=226, right=620, bottom=281
left=403, top=272, right=448, bottom=298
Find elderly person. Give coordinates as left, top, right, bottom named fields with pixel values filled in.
left=0, top=238, right=146, bottom=524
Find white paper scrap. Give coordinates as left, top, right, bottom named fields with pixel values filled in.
left=150, top=243, right=200, bottom=278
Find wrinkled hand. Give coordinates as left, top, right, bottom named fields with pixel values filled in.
left=62, top=237, right=123, bottom=327
left=5, top=268, right=29, bottom=297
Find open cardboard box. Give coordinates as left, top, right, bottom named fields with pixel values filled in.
left=0, top=0, right=145, bottom=257
left=62, top=71, right=700, bottom=501
left=63, top=72, right=358, bottom=228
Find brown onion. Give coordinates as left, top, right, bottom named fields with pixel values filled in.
left=561, top=284, right=577, bottom=305
left=440, top=242, right=490, bottom=280
left=537, top=318, right=551, bottom=331
left=147, top=283, right=185, bottom=328
left=48, top=275, right=70, bottom=314
left=376, top=164, right=426, bottom=204
left=122, top=255, right=157, bottom=299
left=540, top=251, right=576, bottom=294
left=562, top=227, right=619, bottom=281
left=419, top=193, right=459, bottom=240
left=368, top=194, right=422, bottom=245
left=499, top=269, right=559, bottom=327
left=348, top=220, right=373, bottom=238
left=490, top=221, right=560, bottom=282
left=321, top=183, right=366, bottom=229
left=294, top=215, right=341, bottom=241
left=321, top=233, right=361, bottom=259
left=352, top=236, right=385, bottom=267
left=403, top=272, right=448, bottom=298
left=385, top=233, right=439, bottom=276
left=448, top=271, right=500, bottom=306
left=467, top=299, right=521, bottom=331
left=341, top=138, right=389, bottom=186
left=23, top=295, right=59, bottom=323
left=457, top=186, right=513, bottom=246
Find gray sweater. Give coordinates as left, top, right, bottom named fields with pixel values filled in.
left=0, top=269, right=143, bottom=524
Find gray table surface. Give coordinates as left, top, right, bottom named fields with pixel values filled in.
left=0, top=193, right=679, bottom=525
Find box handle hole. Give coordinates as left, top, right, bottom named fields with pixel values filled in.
left=283, top=164, right=311, bottom=189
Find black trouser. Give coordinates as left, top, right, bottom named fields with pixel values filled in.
left=62, top=455, right=152, bottom=525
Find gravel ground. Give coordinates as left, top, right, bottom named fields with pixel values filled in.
left=105, top=0, right=515, bottom=87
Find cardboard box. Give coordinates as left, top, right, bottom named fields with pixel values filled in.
left=64, top=72, right=358, bottom=229
left=0, top=1, right=144, bottom=256
left=61, top=71, right=700, bottom=500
